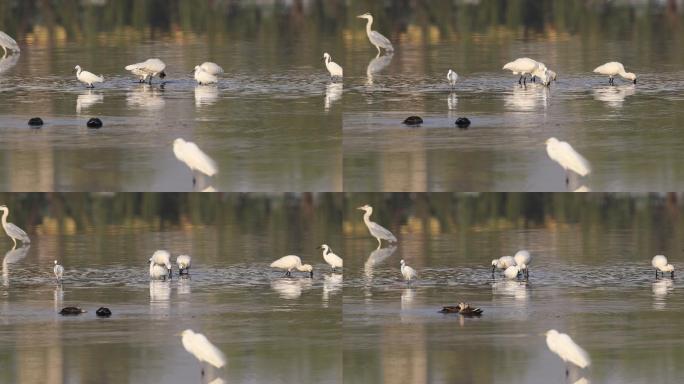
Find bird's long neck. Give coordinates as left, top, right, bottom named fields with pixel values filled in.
left=0, top=209, right=7, bottom=228
left=325, top=56, right=331, bottom=65
left=363, top=209, right=373, bottom=226
left=365, top=17, right=373, bottom=35
left=76, top=67, right=82, bottom=76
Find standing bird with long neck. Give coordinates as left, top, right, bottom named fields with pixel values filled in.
left=0, top=205, right=30, bottom=247
left=73, top=65, right=104, bottom=88
left=357, top=204, right=397, bottom=247
left=318, top=244, right=343, bottom=272
left=357, top=13, right=394, bottom=54
left=322, top=52, right=343, bottom=80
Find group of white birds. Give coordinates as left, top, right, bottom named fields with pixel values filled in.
left=148, top=250, right=192, bottom=280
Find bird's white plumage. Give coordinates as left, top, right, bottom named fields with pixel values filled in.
left=194, top=66, right=218, bottom=85
left=74, top=65, right=104, bottom=87
left=514, top=250, right=531, bottom=267
left=125, top=58, right=166, bottom=83
left=320, top=244, right=343, bottom=270
left=492, top=255, right=516, bottom=271
left=400, top=259, right=417, bottom=282
left=173, top=138, right=218, bottom=177
left=546, top=137, right=591, bottom=177
left=323, top=53, right=343, bottom=78
left=504, top=265, right=521, bottom=279
left=594, top=62, right=637, bottom=83
left=0, top=31, right=20, bottom=55
left=151, top=250, right=172, bottom=269
left=181, top=329, right=227, bottom=369
left=177, top=254, right=192, bottom=271
left=0, top=205, right=30, bottom=246
left=503, top=58, right=549, bottom=84
left=357, top=13, right=394, bottom=53
left=270, top=255, right=313, bottom=274
left=358, top=204, right=397, bottom=246
left=53, top=260, right=64, bottom=281
left=199, top=62, right=224, bottom=76
left=652, top=254, right=674, bottom=272
left=545, top=329, right=591, bottom=369
left=447, top=69, right=458, bottom=87
left=149, top=260, right=167, bottom=280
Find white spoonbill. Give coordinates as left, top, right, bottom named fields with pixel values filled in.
left=149, top=259, right=168, bottom=280
left=73, top=65, right=104, bottom=88
left=322, top=52, right=343, bottom=80
left=0, top=31, right=20, bottom=56
left=593, top=62, right=636, bottom=85
left=270, top=255, right=314, bottom=278
left=491, top=255, right=516, bottom=273
left=125, top=58, right=167, bottom=85
left=357, top=13, right=394, bottom=54
left=514, top=250, right=532, bottom=278
left=545, top=329, right=591, bottom=374
left=651, top=255, right=674, bottom=279
left=545, top=137, right=591, bottom=184
left=193, top=66, right=218, bottom=85
left=504, top=265, right=522, bottom=280
left=53, top=260, right=64, bottom=283
left=199, top=62, right=224, bottom=76
left=447, top=69, right=458, bottom=89
left=357, top=204, right=397, bottom=247
left=173, top=138, right=218, bottom=186
left=177, top=254, right=192, bottom=275
left=150, top=250, right=172, bottom=278
left=503, top=58, right=550, bottom=86
left=400, top=259, right=417, bottom=284
left=181, top=329, right=227, bottom=375
left=318, top=244, right=343, bottom=271
left=0, top=205, right=30, bottom=247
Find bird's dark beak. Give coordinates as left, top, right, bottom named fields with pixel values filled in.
left=633, top=79, right=637, bottom=84
left=310, top=271, right=314, bottom=278
left=491, top=265, right=495, bottom=273
left=159, top=71, right=167, bottom=79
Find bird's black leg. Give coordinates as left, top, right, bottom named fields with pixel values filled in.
left=655, top=269, right=658, bottom=279
left=518, top=75, right=523, bottom=85
left=148, top=77, right=152, bottom=85
left=523, top=76, right=527, bottom=86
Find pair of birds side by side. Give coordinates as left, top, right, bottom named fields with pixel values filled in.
left=270, top=244, right=344, bottom=277
left=149, top=250, right=192, bottom=280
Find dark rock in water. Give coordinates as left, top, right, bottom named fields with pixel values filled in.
left=28, top=117, right=44, bottom=127
left=455, top=117, right=471, bottom=128
left=87, top=118, right=103, bottom=128
left=96, top=307, right=112, bottom=317
left=403, top=116, right=423, bottom=126
left=59, top=307, right=87, bottom=316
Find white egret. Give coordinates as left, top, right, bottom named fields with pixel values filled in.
left=651, top=255, right=674, bottom=279
left=0, top=205, right=30, bottom=247
left=151, top=250, right=172, bottom=278
left=357, top=204, right=397, bottom=247
left=173, top=138, right=218, bottom=186
left=0, top=31, right=20, bottom=56
left=447, top=69, right=458, bottom=89
left=545, top=137, right=591, bottom=184
left=504, top=265, right=522, bottom=280
left=73, top=65, right=104, bottom=88
left=181, top=329, right=227, bottom=375
left=545, top=329, right=591, bottom=375
left=199, top=62, right=224, bottom=76
left=318, top=244, right=343, bottom=271
left=593, top=62, right=637, bottom=85
left=357, top=13, right=394, bottom=54
left=177, top=254, right=192, bottom=275
left=125, top=58, right=167, bottom=85
left=400, top=259, right=417, bottom=284
left=322, top=52, right=343, bottom=80
left=491, top=255, right=516, bottom=273
left=193, top=66, right=218, bottom=85
left=514, top=250, right=532, bottom=278
left=503, top=58, right=550, bottom=86
left=53, top=260, right=64, bottom=283
left=270, top=255, right=313, bottom=277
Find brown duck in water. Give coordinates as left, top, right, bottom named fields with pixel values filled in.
left=439, top=302, right=483, bottom=317
left=59, top=307, right=87, bottom=316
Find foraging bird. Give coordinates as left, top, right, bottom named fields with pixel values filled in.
left=129, top=67, right=149, bottom=83
left=177, top=254, right=192, bottom=275
left=270, top=255, right=314, bottom=278
left=594, top=62, right=637, bottom=85
left=514, top=250, right=532, bottom=278
left=149, top=260, right=168, bottom=280
left=651, top=255, right=674, bottom=279
left=198, top=62, right=224, bottom=76
left=0, top=205, right=30, bottom=247
left=150, top=250, right=172, bottom=278
left=0, top=31, right=20, bottom=56
left=193, top=66, right=218, bottom=85
left=73, top=65, right=104, bottom=88
left=357, top=204, right=397, bottom=247
left=53, top=260, right=64, bottom=282
left=491, top=255, right=516, bottom=273
left=357, top=13, right=394, bottom=54
left=545, top=138, right=591, bottom=184
left=545, top=329, right=591, bottom=374
left=173, top=138, right=218, bottom=186
left=400, top=259, right=417, bottom=284
left=181, top=329, right=227, bottom=375
left=318, top=244, right=343, bottom=272
left=503, top=265, right=522, bottom=280
left=125, top=58, right=167, bottom=85
left=447, top=69, right=458, bottom=88
left=322, top=52, right=343, bottom=79
left=503, top=58, right=550, bottom=86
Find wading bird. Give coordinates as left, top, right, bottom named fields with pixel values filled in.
left=181, top=329, right=227, bottom=376
left=514, top=250, right=532, bottom=278
left=594, top=62, right=637, bottom=85
left=357, top=13, right=394, bottom=54
left=173, top=138, right=218, bottom=186
left=651, top=255, right=674, bottom=279
left=73, top=65, right=104, bottom=88
left=447, top=69, right=458, bottom=89
left=545, top=329, right=591, bottom=376
left=318, top=244, right=343, bottom=272
left=357, top=204, right=397, bottom=247
left=322, top=52, right=343, bottom=80
left=545, top=138, right=591, bottom=185
left=177, top=254, right=192, bottom=275
left=0, top=205, right=30, bottom=247
left=503, top=58, right=550, bottom=86
left=194, top=66, right=218, bottom=85
left=491, top=255, right=516, bottom=274
left=270, top=255, right=313, bottom=278
left=125, top=58, right=167, bottom=85
left=150, top=250, right=172, bottom=278
left=53, top=260, right=64, bottom=283
left=198, top=62, right=224, bottom=76
left=400, top=259, right=417, bottom=284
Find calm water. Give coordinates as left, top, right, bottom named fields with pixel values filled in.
left=0, top=39, right=342, bottom=192
left=343, top=38, right=684, bottom=192
left=341, top=222, right=684, bottom=384
left=0, top=216, right=342, bottom=383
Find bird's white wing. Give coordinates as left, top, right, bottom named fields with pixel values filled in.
left=369, top=222, right=397, bottom=242
left=174, top=141, right=218, bottom=176
left=200, top=62, right=224, bottom=75
left=369, top=31, right=393, bottom=50
left=6, top=223, right=30, bottom=242
left=548, top=141, right=591, bottom=176
left=556, top=333, right=591, bottom=368
left=186, top=333, right=227, bottom=368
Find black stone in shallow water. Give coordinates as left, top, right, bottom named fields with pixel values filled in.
left=455, top=117, right=471, bottom=128
left=28, top=117, right=43, bottom=127
left=59, top=307, right=86, bottom=316
left=403, top=116, right=423, bottom=125
left=87, top=118, right=103, bottom=128
left=96, top=307, right=112, bottom=317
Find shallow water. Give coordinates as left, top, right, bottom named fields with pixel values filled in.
left=341, top=224, right=684, bottom=384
